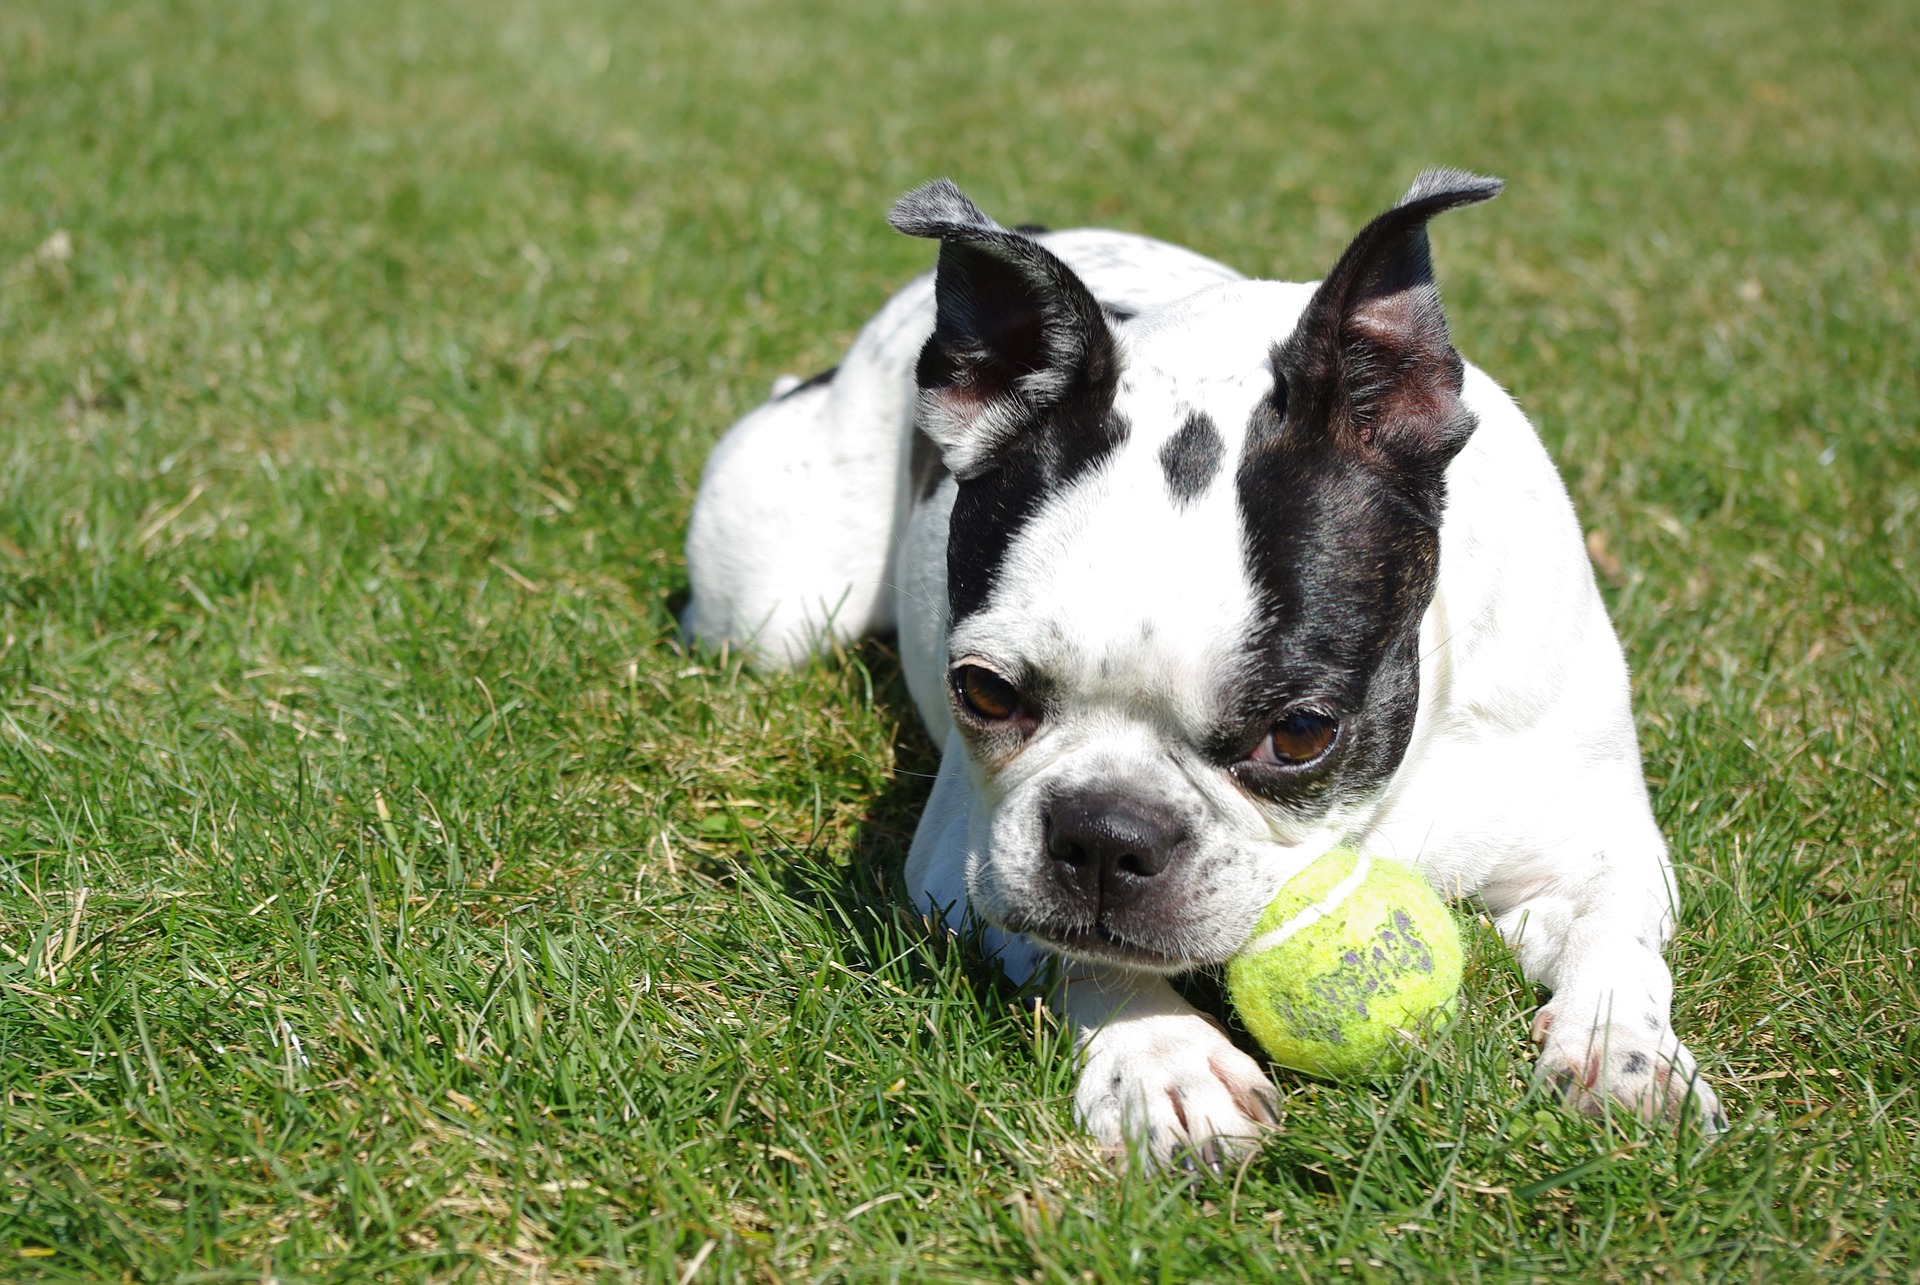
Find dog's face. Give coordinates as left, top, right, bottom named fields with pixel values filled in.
left=890, top=175, right=1500, bottom=972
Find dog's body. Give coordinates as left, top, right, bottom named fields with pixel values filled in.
left=684, top=173, right=1724, bottom=1165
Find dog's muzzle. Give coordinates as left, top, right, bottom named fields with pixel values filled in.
left=1032, top=788, right=1196, bottom=960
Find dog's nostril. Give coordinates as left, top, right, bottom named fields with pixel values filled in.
left=1049, top=832, right=1154, bottom=876
left=1045, top=792, right=1189, bottom=885
left=1049, top=832, right=1092, bottom=870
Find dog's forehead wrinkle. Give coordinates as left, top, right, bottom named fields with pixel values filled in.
left=965, top=612, right=1221, bottom=735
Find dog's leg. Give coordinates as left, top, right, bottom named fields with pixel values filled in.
left=905, top=746, right=1277, bottom=1169
left=1057, top=968, right=1279, bottom=1171
left=1397, top=497, right=1725, bottom=1133
left=1478, top=836, right=1727, bottom=1134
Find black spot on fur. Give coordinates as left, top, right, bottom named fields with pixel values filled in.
left=1622, top=1052, right=1650, bottom=1075
left=1159, top=411, right=1225, bottom=505
left=778, top=365, right=837, bottom=399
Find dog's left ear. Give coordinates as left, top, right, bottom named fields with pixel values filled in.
left=1276, top=168, right=1503, bottom=475
left=889, top=179, right=1118, bottom=478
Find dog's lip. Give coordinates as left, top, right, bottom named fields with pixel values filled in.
left=1019, top=921, right=1197, bottom=972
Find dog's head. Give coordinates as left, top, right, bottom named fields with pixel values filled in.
left=890, top=172, right=1500, bottom=972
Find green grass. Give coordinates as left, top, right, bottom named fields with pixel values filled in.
left=2, top=0, right=1916, bottom=1279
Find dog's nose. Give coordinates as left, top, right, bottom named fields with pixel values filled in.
left=1046, top=791, right=1191, bottom=901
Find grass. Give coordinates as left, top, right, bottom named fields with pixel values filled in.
left=1, top=0, right=1916, bottom=1279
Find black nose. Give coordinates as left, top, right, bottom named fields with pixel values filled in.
left=1046, top=790, right=1191, bottom=906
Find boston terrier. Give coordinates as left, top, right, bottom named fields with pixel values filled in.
left=682, top=171, right=1726, bottom=1167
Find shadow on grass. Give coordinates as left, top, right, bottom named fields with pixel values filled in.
left=769, top=638, right=1037, bottom=1004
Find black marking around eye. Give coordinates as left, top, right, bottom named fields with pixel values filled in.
left=1159, top=411, right=1224, bottom=505
left=1214, top=388, right=1439, bottom=810
left=1204, top=177, right=1503, bottom=809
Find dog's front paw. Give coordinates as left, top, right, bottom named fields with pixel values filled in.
left=1532, top=1002, right=1727, bottom=1134
left=1074, top=1011, right=1279, bottom=1172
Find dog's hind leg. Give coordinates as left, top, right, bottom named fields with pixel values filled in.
left=683, top=277, right=937, bottom=669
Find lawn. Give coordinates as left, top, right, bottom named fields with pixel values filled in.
left=2, top=0, right=1916, bottom=1280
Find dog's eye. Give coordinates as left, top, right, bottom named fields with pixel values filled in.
left=1252, top=710, right=1337, bottom=766
left=953, top=664, right=1025, bottom=723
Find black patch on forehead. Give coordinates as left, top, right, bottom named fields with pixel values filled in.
left=948, top=404, right=1130, bottom=623
left=1159, top=411, right=1224, bottom=506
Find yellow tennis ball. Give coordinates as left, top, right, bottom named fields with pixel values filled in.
left=1225, top=848, right=1462, bottom=1079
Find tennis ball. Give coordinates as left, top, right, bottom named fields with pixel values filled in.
left=1225, top=848, right=1461, bottom=1079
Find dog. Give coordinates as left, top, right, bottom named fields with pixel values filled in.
left=682, top=171, right=1726, bottom=1167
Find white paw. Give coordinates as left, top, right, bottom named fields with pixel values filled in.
left=1074, top=1011, right=1279, bottom=1172
left=1532, top=1002, right=1727, bottom=1134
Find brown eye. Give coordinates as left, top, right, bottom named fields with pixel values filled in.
left=1252, top=710, right=1338, bottom=766
left=953, top=664, right=1024, bottom=723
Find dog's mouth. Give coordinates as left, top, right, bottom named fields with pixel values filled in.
left=1016, top=920, right=1196, bottom=973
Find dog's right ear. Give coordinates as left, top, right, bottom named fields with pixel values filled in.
left=889, top=180, right=1119, bottom=478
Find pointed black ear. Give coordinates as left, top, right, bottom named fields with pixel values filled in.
left=889, top=179, right=1118, bottom=477
left=1278, top=168, right=1502, bottom=468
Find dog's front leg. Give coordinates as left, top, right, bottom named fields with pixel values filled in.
left=1480, top=842, right=1727, bottom=1134
left=1056, top=967, right=1279, bottom=1171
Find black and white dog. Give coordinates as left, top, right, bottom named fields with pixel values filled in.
left=683, top=171, right=1725, bottom=1166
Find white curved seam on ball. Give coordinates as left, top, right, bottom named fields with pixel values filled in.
left=1240, top=852, right=1374, bottom=958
